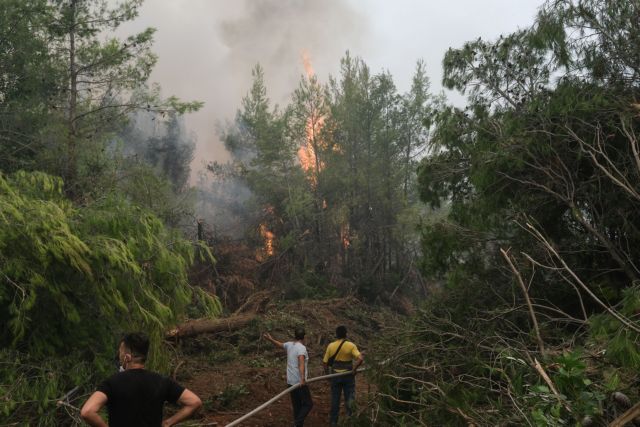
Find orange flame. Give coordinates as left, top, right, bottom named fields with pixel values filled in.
left=297, top=143, right=316, bottom=175
left=301, top=49, right=315, bottom=77
left=259, top=223, right=275, bottom=257
left=340, top=224, right=350, bottom=249
left=298, top=50, right=325, bottom=185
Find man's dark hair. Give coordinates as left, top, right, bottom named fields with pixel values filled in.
left=294, top=327, right=306, bottom=340
left=120, top=332, right=149, bottom=362
left=336, top=325, right=347, bottom=339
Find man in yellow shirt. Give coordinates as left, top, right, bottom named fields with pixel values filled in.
left=322, top=325, right=364, bottom=426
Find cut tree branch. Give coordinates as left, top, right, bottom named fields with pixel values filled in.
left=500, top=248, right=545, bottom=354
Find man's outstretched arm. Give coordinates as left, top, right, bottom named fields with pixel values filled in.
left=263, top=332, right=285, bottom=349
left=80, top=391, right=108, bottom=427
left=162, top=389, right=202, bottom=427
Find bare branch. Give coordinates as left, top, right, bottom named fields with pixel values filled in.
left=524, top=221, right=640, bottom=333
left=500, top=248, right=545, bottom=354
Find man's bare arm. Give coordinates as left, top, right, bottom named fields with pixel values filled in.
left=353, top=354, right=364, bottom=375
left=80, top=391, right=109, bottom=427
left=162, top=389, right=202, bottom=427
left=298, top=355, right=306, bottom=385
left=263, top=332, right=285, bottom=349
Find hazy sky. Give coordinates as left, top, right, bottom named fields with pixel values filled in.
left=119, top=0, right=545, bottom=176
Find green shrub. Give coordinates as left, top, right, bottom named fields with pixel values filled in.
left=0, top=171, right=220, bottom=423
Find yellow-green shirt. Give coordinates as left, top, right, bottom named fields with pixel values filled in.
left=323, top=339, right=361, bottom=372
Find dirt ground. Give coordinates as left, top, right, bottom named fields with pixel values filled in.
left=188, top=363, right=373, bottom=426
left=169, top=297, right=392, bottom=426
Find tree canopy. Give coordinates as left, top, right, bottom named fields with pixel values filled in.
left=372, top=0, right=640, bottom=425
left=0, top=1, right=216, bottom=423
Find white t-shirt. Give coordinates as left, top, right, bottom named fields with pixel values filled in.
left=283, top=341, right=309, bottom=385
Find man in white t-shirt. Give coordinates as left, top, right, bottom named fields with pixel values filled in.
left=264, top=327, right=313, bottom=426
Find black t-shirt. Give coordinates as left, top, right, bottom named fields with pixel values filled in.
left=97, top=369, right=185, bottom=427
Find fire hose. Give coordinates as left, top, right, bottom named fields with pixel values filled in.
left=224, top=368, right=365, bottom=427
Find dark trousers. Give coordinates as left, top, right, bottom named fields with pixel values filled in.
left=330, top=374, right=355, bottom=425
left=289, top=384, right=313, bottom=427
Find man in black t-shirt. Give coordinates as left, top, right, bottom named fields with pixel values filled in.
left=80, top=332, right=202, bottom=427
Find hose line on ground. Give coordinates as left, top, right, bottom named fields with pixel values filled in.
left=225, top=368, right=366, bottom=427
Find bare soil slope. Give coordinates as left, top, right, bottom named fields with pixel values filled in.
left=169, top=297, right=396, bottom=426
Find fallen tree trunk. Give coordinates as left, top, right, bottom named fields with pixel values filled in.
left=166, top=313, right=256, bottom=338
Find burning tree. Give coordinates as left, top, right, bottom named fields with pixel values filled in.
left=214, top=53, right=436, bottom=300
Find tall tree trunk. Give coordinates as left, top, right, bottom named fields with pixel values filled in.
left=403, top=130, right=411, bottom=198
left=66, top=0, right=78, bottom=196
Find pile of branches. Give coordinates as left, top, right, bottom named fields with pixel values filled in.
left=369, top=296, right=640, bottom=426
left=366, top=224, right=640, bottom=426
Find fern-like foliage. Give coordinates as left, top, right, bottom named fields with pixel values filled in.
left=0, top=171, right=220, bottom=423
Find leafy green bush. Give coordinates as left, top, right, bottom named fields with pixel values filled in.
left=0, top=350, right=93, bottom=425
left=590, top=287, right=640, bottom=370
left=216, top=383, right=249, bottom=409
left=0, top=171, right=220, bottom=423
left=367, top=287, right=612, bottom=426
left=527, top=351, right=605, bottom=426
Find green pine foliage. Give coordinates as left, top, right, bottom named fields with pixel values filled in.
left=0, top=1, right=213, bottom=424
left=215, top=56, right=437, bottom=298
left=0, top=171, right=219, bottom=423
left=369, top=0, right=640, bottom=424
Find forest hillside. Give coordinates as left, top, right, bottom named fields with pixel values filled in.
left=3, top=0, right=640, bottom=426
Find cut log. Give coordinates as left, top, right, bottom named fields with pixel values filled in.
left=166, top=313, right=256, bottom=338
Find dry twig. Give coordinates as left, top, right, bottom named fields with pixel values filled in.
left=500, top=248, right=545, bottom=354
